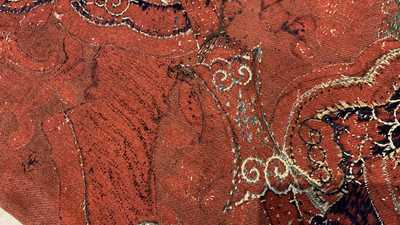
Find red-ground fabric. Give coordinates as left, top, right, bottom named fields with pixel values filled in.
left=0, top=0, right=400, bottom=224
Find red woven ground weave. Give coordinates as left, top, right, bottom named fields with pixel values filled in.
left=1, top=0, right=400, bottom=224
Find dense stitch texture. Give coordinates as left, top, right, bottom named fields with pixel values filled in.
left=0, top=0, right=400, bottom=225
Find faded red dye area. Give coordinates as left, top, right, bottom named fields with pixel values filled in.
left=1, top=0, right=400, bottom=225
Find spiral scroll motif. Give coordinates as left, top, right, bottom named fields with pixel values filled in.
left=71, top=0, right=191, bottom=37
